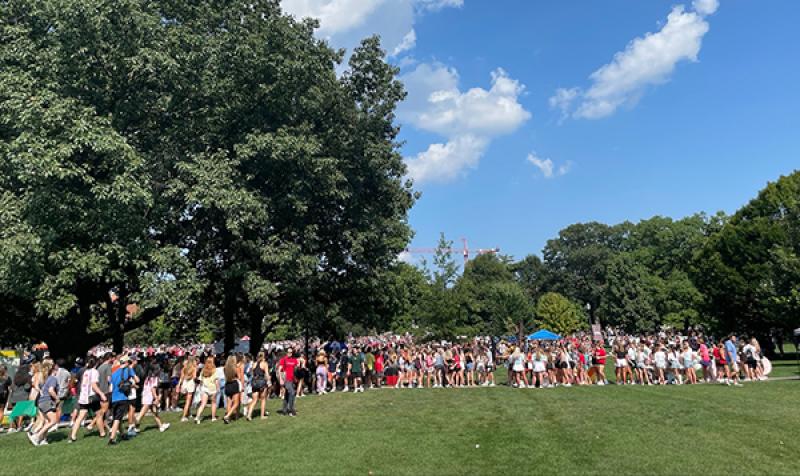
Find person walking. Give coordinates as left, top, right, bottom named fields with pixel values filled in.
left=278, top=348, right=298, bottom=416
left=245, top=352, right=269, bottom=421
left=195, top=357, right=218, bottom=423
left=108, top=355, right=138, bottom=445
left=69, top=357, right=107, bottom=442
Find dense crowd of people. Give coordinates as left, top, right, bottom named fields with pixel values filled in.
left=0, top=331, right=776, bottom=447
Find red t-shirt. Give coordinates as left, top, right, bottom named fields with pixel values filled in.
left=712, top=347, right=726, bottom=364
left=279, top=357, right=298, bottom=383
left=593, top=347, right=607, bottom=365
left=375, top=354, right=384, bottom=372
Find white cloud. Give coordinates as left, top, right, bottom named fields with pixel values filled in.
left=406, top=135, right=488, bottom=183
left=416, top=0, right=464, bottom=11
left=693, top=0, right=719, bottom=16
left=551, top=2, right=718, bottom=120
left=392, top=29, right=417, bottom=57
left=281, top=0, right=385, bottom=36
left=399, top=63, right=530, bottom=184
left=281, top=0, right=460, bottom=58
left=549, top=87, right=580, bottom=121
left=526, top=152, right=570, bottom=179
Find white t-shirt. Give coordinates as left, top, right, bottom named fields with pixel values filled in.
left=654, top=351, right=667, bottom=367
left=743, top=344, right=757, bottom=361
left=79, top=368, right=99, bottom=405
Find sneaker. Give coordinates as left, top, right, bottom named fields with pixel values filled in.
left=343, top=387, right=349, bottom=392
left=211, top=418, right=218, bottom=422
left=108, top=439, right=117, bottom=446
left=180, top=417, right=189, bottom=423
left=489, top=383, right=496, bottom=387
left=195, top=418, right=201, bottom=425
left=734, top=382, right=743, bottom=387
left=160, top=423, right=170, bottom=432
left=27, top=432, right=38, bottom=446
left=37, top=439, right=49, bottom=446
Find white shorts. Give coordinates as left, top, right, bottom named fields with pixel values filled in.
left=181, top=381, right=196, bottom=394
left=615, top=360, right=627, bottom=368
left=533, top=362, right=546, bottom=373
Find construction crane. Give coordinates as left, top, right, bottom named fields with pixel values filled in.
left=404, top=238, right=500, bottom=265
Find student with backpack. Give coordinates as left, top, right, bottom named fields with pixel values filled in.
left=108, top=355, right=138, bottom=445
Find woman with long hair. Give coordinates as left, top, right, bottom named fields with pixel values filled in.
left=532, top=346, right=548, bottom=388
left=178, top=357, right=197, bottom=422
left=510, top=347, right=525, bottom=388
left=295, top=353, right=308, bottom=397
left=315, top=350, right=328, bottom=395
left=223, top=355, right=241, bottom=424
left=69, top=357, right=108, bottom=441
left=29, top=360, right=59, bottom=446
left=195, top=357, right=219, bottom=423
left=28, top=360, right=45, bottom=434
left=134, top=365, right=170, bottom=433
left=245, top=352, right=270, bottom=420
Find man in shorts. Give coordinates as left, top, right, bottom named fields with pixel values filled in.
left=349, top=347, right=365, bottom=393
left=54, top=358, right=72, bottom=426
left=94, top=353, right=114, bottom=436
left=108, top=356, right=138, bottom=445
left=724, top=335, right=743, bottom=386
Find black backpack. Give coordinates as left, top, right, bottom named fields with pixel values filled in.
left=118, top=369, right=133, bottom=396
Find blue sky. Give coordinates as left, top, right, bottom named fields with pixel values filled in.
left=281, top=0, right=800, bottom=262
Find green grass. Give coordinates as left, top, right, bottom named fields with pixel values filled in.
left=1, top=378, right=798, bottom=475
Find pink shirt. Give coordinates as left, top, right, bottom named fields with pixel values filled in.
left=699, top=344, right=710, bottom=362
left=78, top=368, right=99, bottom=405
left=142, top=376, right=158, bottom=405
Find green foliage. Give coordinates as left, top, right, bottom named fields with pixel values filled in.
left=535, top=292, right=587, bottom=336
left=694, top=171, right=800, bottom=336
left=0, top=0, right=413, bottom=354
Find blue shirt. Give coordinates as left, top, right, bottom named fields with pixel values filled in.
left=724, top=340, right=738, bottom=363
left=110, top=367, right=134, bottom=403
left=37, top=376, right=58, bottom=405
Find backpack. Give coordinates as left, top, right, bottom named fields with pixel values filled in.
left=118, top=369, right=133, bottom=396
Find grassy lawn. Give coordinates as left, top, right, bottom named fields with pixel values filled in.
left=1, top=378, right=798, bottom=475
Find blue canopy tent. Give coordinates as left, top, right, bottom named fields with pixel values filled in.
left=527, top=329, right=562, bottom=341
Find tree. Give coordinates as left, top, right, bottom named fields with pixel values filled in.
left=511, top=255, right=549, bottom=303
left=600, top=254, right=660, bottom=332
left=0, top=1, right=414, bottom=355
left=534, top=292, right=587, bottom=336
left=694, top=171, right=800, bottom=338
left=543, top=222, right=630, bottom=324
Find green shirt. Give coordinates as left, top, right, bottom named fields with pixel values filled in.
left=365, top=353, right=375, bottom=370
left=351, top=353, right=365, bottom=373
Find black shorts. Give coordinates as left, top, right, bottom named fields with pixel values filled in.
left=37, top=401, right=57, bottom=414
left=80, top=400, right=101, bottom=412
left=111, top=401, right=129, bottom=421
left=747, top=359, right=757, bottom=369
left=351, top=372, right=362, bottom=379
left=558, top=362, right=568, bottom=370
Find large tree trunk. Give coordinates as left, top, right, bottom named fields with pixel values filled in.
left=223, top=288, right=236, bottom=353
left=248, top=306, right=265, bottom=356
left=112, top=285, right=127, bottom=354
